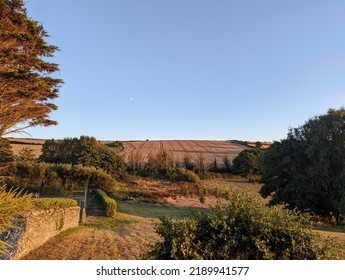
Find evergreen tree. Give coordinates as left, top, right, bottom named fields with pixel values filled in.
left=0, top=0, right=63, bottom=137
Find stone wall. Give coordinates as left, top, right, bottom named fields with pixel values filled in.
left=0, top=206, right=80, bottom=260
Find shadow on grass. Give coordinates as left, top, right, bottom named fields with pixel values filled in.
left=117, top=200, right=209, bottom=220
left=82, top=216, right=134, bottom=229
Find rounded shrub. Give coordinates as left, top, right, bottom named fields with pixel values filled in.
left=95, top=189, right=117, bottom=217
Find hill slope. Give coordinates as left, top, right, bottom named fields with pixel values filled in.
left=118, top=140, right=248, bottom=167
left=7, top=138, right=264, bottom=167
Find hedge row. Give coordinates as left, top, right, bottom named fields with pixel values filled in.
left=31, top=198, right=78, bottom=211
left=1, top=162, right=116, bottom=194
left=95, top=189, right=117, bottom=217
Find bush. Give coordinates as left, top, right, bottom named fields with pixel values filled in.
left=146, top=193, right=332, bottom=260
left=95, top=189, right=117, bottom=217
left=168, top=168, right=200, bottom=183
left=0, top=185, right=32, bottom=231
left=0, top=185, right=32, bottom=255
left=31, top=198, right=78, bottom=211
left=135, top=166, right=200, bottom=183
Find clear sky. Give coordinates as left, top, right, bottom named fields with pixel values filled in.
left=23, top=0, right=345, bottom=141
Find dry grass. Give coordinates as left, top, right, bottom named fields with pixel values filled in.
left=22, top=212, right=159, bottom=260
left=316, top=228, right=345, bottom=260
left=201, top=178, right=264, bottom=198
left=21, top=223, right=159, bottom=260
left=21, top=197, right=200, bottom=260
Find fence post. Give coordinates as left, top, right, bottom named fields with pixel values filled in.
left=81, top=183, right=89, bottom=223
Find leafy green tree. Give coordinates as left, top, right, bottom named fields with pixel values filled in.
left=0, top=0, right=63, bottom=137
left=232, top=148, right=264, bottom=177
left=39, top=136, right=127, bottom=179
left=38, top=139, right=60, bottom=163
left=260, top=108, right=345, bottom=215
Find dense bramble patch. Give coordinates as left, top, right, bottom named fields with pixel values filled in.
left=146, top=193, right=333, bottom=260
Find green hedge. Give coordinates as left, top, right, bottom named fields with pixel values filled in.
left=31, top=198, right=78, bottom=211
left=95, top=189, right=117, bottom=217
left=2, top=162, right=116, bottom=194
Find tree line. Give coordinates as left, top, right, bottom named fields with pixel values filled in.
left=0, top=136, right=126, bottom=194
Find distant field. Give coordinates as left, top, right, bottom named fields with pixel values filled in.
left=7, top=138, right=256, bottom=166
left=7, top=138, right=46, bottom=158
left=119, top=140, right=248, bottom=167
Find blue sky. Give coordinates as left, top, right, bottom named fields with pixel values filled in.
left=23, top=0, right=345, bottom=141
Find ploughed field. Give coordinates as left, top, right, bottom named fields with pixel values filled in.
left=118, top=140, right=247, bottom=167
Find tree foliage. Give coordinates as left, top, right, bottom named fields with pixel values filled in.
left=39, top=136, right=127, bottom=179
left=232, top=148, right=264, bottom=177
left=0, top=0, right=63, bottom=137
left=146, top=194, right=331, bottom=260
left=0, top=137, right=13, bottom=168
left=260, top=108, right=345, bottom=215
